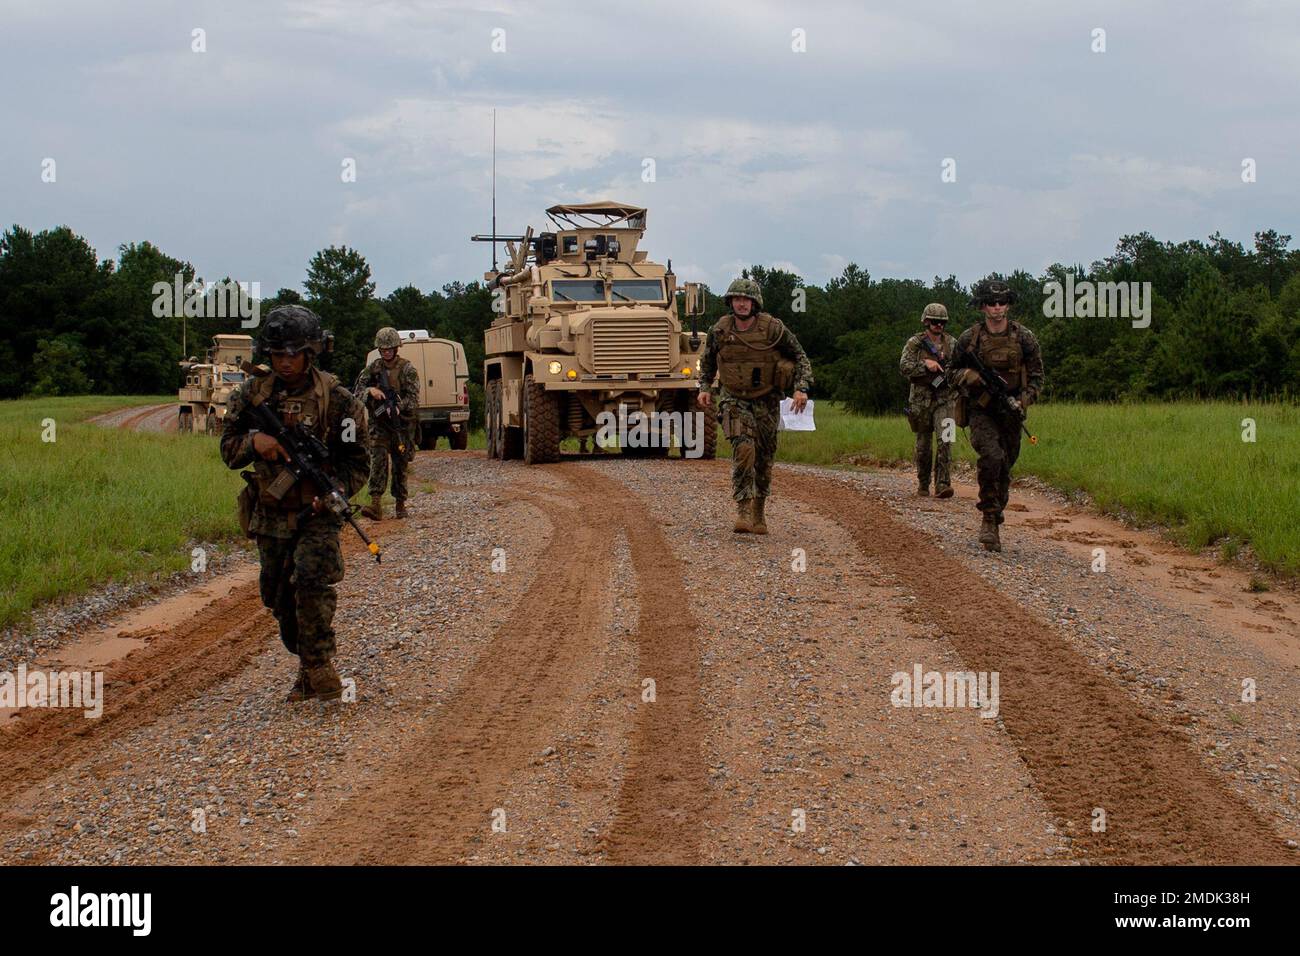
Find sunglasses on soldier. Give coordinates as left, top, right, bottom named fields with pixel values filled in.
left=927, top=318, right=947, bottom=326
left=985, top=297, right=1011, bottom=306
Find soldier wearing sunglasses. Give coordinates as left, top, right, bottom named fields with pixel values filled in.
left=951, top=279, right=1044, bottom=552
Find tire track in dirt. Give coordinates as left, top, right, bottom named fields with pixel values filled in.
left=0, top=532, right=376, bottom=850
left=785, top=471, right=1295, bottom=865
left=286, top=470, right=621, bottom=864
left=578, top=466, right=708, bottom=865
left=285, top=462, right=709, bottom=864
left=0, top=586, right=272, bottom=836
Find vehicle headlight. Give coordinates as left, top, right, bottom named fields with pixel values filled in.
left=547, top=361, right=563, bottom=375
left=695, top=359, right=701, bottom=373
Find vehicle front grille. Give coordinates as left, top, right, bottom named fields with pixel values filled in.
left=590, top=316, right=672, bottom=375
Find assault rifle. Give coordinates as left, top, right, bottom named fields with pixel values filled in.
left=373, top=365, right=407, bottom=456
left=243, top=398, right=382, bottom=562
left=953, top=347, right=1039, bottom=445
left=917, top=336, right=948, bottom=389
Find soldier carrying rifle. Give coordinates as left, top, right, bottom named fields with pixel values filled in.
left=950, top=279, right=1044, bottom=553
left=220, top=306, right=370, bottom=701
left=900, top=303, right=958, bottom=499
left=353, top=327, right=421, bottom=520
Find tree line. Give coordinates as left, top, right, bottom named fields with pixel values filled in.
left=2, top=223, right=1298, bottom=417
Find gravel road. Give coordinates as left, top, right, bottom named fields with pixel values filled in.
left=2, top=449, right=1296, bottom=865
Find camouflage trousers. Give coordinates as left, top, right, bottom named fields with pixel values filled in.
left=968, top=408, right=1023, bottom=516
left=719, top=395, right=780, bottom=501
left=909, top=399, right=955, bottom=491
left=255, top=518, right=345, bottom=667
left=367, top=430, right=411, bottom=501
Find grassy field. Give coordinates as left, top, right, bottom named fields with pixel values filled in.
left=776, top=401, right=1300, bottom=576
left=469, top=399, right=1298, bottom=573
left=4, top=396, right=1297, bottom=628
left=0, top=396, right=244, bottom=628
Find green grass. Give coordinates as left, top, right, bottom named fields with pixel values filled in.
left=6, top=396, right=1296, bottom=627
left=771, top=401, right=1300, bottom=577
left=0, top=396, right=244, bottom=628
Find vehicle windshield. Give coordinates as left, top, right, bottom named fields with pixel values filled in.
left=551, top=279, right=665, bottom=303
left=221, top=372, right=245, bottom=383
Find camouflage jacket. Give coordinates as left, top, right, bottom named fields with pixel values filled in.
left=952, top=320, right=1045, bottom=404
left=900, top=331, right=958, bottom=407
left=353, top=356, right=420, bottom=435
left=220, top=369, right=370, bottom=539
left=698, top=312, right=814, bottom=402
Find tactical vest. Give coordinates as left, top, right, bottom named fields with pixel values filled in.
left=246, top=368, right=335, bottom=510
left=372, top=357, right=414, bottom=417
left=971, top=322, right=1028, bottom=392
left=715, top=312, right=793, bottom=399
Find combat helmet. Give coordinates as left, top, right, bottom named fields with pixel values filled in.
left=921, top=303, right=949, bottom=325
left=374, top=326, right=402, bottom=350
left=970, top=278, right=1018, bottom=307
left=260, top=305, right=325, bottom=358
left=724, top=277, right=764, bottom=310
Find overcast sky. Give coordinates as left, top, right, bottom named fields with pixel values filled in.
left=3, top=0, right=1298, bottom=295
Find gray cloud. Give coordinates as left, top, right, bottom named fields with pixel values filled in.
left=2, top=0, right=1297, bottom=294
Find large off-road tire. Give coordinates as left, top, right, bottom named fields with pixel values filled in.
left=699, top=402, right=718, bottom=460
left=663, top=389, right=716, bottom=459
left=178, top=407, right=193, bottom=433
left=204, top=408, right=217, bottom=435
left=486, top=381, right=501, bottom=459
left=419, top=429, right=436, bottom=451
left=523, top=374, right=561, bottom=464
left=501, top=382, right=523, bottom=461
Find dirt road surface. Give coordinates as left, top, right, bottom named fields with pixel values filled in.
left=88, top=403, right=178, bottom=433
left=2, top=450, right=1298, bottom=865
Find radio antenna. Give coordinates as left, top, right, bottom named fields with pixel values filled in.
left=491, top=108, right=498, bottom=272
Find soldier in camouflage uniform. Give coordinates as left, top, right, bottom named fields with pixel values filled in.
left=900, top=303, right=958, bottom=498
left=220, top=306, right=369, bottom=701
left=697, top=277, right=813, bottom=534
left=951, top=279, right=1045, bottom=552
left=353, top=327, right=421, bottom=520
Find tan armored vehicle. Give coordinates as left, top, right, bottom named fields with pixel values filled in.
left=364, top=330, right=471, bottom=450
left=178, top=334, right=253, bottom=434
left=474, top=201, right=715, bottom=463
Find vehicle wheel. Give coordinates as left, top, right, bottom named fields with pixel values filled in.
left=501, top=383, right=524, bottom=461
left=664, top=389, right=715, bottom=459
left=699, top=403, right=718, bottom=460
left=523, top=375, right=561, bottom=464
left=419, top=429, right=436, bottom=451
left=451, top=426, right=468, bottom=451
left=178, top=408, right=193, bottom=433
left=204, top=409, right=217, bottom=435
left=487, top=381, right=501, bottom=459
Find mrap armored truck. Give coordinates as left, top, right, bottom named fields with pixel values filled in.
left=178, top=334, right=253, bottom=434
left=474, top=202, right=716, bottom=463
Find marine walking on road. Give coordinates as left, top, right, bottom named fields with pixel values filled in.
left=950, top=279, right=1045, bottom=553
left=354, top=326, right=421, bottom=521
left=220, top=306, right=370, bottom=701
left=696, top=277, right=813, bottom=535
left=900, top=302, right=958, bottom=499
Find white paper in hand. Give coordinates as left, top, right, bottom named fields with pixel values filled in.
left=779, top=397, right=815, bottom=431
